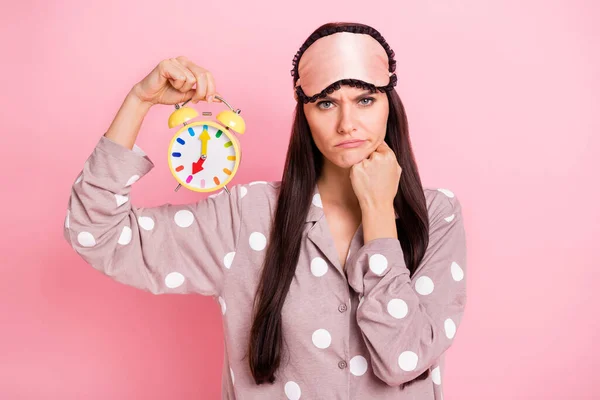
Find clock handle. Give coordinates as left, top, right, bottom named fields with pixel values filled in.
left=179, top=95, right=238, bottom=114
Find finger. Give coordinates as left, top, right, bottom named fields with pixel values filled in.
left=189, top=68, right=208, bottom=103
left=377, top=141, right=395, bottom=160
left=178, top=60, right=210, bottom=103
left=180, top=69, right=197, bottom=93
left=195, top=73, right=208, bottom=103
left=376, top=139, right=390, bottom=153
left=203, top=73, right=222, bottom=102
left=168, top=60, right=191, bottom=91
left=211, top=90, right=223, bottom=103
left=171, top=59, right=197, bottom=93
left=178, top=58, right=223, bottom=104
left=369, top=154, right=381, bottom=165
left=161, top=60, right=188, bottom=90
left=204, top=71, right=218, bottom=103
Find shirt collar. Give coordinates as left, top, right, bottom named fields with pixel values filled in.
left=305, top=182, right=324, bottom=222
left=304, top=181, right=399, bottom=221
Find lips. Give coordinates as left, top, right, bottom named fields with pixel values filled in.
left=336, top=139, right=365, bottom=147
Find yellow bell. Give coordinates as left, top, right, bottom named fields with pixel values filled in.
left=217, top=110, right=246, bottom=134
left=168, top=106, right=199, bottom=128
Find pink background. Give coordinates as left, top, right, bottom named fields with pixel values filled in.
left=2, top=0, right=599, bottom=398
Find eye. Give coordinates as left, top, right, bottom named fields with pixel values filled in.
left=316, top=100, right=333, bottom=110
left=360, top=97, right=375, bottom=106
left=316, top=97, right=376, bottom=110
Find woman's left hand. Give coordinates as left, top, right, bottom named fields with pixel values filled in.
left=349, top=140, right=402, bottom=210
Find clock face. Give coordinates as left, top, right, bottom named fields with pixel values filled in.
left=168, top=122, right=240, bottom=192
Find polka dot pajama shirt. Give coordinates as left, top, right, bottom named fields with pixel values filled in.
left=64, top=135, right=467, bottom=399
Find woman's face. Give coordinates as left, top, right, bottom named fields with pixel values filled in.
left=303, top=85, right=389, bottom=169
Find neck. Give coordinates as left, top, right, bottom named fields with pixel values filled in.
left=316, top=160, right=361, bottom=213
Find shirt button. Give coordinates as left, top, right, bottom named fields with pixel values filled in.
left=338, top=304, right=347, bottom=313
left=338, top=360, right=347, bottom=369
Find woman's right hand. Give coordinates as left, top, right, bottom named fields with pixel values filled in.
left=131, top=56, right=221, bottom=106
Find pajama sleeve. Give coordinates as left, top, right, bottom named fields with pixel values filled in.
left=63, top=135, right=243, bottom=297
left=345, top=190, right=467, bottom=386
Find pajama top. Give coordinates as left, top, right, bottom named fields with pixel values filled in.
left=63, top=135, right=467, bottom=400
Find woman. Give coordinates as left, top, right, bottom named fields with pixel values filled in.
left=64, top=21, right=467, bottom=400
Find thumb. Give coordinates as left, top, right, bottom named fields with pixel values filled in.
left=181, top=89, right=195, bottom=104
left=377, top=140, right=390, bottom=152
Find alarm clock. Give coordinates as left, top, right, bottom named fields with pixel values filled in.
left=167, top=95, right=246, bottom=194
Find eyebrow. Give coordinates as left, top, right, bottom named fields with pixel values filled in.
left=319, top=90, right=374, bottom=102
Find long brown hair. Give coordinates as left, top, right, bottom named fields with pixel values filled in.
left=247, top=22, right=430, bottom=385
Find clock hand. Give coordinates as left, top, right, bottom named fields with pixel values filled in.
left=192, top=154, right=206, bottom=175
left=192, top=127, right=211, bottom=175
left=199, top=126, right=211, bottom=157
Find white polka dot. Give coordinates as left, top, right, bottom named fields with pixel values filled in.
left=444, top=318, right=456, bottom=339
left=398, top=351, right=418, bottom=371
left=125, top=175, right=140, bottom=186
left=138, top=216, right=154, bottom=231
left=350, top=355, right=368, bottom=376
left=77, top=231, right=96, bottom=247
left=118, top=226, right=132, bottom=245
left=249, top=232, right=267, bottom=251
left=240, top=186, right=248, bottom=198
left=444, top=214, right=455, bottom=222
left=369, top=253, right=388, bottom=275
left=437, top=188, right=454, bottom=198
left=230, top=367, right=235, bottom=385
left=284, top=381, right=301, bottom=400
left=249, top=181, right=267, bottom=186
left=174, top=209, right=194, bottom=228
left=115, top=194, right=129, bottom=207
left=75, top=173, right=83, bottom=184
left=451, top=261, right=464, bottom=281
left=431, top=366, right=441, bottom=385
left=312, top=329, right=332, bottom=349
left=218, top=296, right=227, bottom=315
left=224, top=252, right=235, bottom=269
left=165, top=272, right=185, bottom=288
left=415, top=276, right=434, bottom=295
left=65, top=210, right=70, bottom=229
left=310, top=257, right=328, bottom=277
left=387, top=299, right=408, bottom=319
left=312, top=193, right=322, bottom=208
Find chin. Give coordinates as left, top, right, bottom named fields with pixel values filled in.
left=327, top=151, right=367, bottom=168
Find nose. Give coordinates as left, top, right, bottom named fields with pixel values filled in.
left=337, top=104, right=357, bottom=134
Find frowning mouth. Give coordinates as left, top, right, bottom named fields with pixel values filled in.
left=336, top=140, right=366, bottom=148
